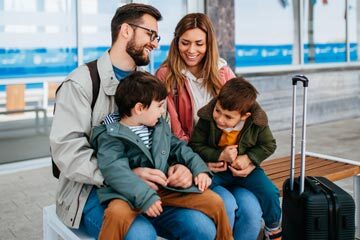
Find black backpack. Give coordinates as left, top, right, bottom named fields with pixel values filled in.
left=51, top=60, right=100, bottom=178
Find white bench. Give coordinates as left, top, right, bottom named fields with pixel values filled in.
left=43, top=204, right=95, bottom=240
left=43, top=205, right=167, bottom=240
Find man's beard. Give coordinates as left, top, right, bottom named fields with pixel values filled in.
left=126, top=37, right=150, bottom=66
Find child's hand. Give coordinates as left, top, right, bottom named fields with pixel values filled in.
left=218, top=145, right=238, bottom=163
left=231, top=154, right=251, bottom=170
left=145, top=200, right=163, bottom=217
left=207, top=161, right=228, bottom=173
left=194, top=173, right=212, bottom=192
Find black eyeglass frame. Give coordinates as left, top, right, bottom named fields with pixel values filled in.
left=128, top=23, right=161, bottom=43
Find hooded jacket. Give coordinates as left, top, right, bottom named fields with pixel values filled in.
left=189, top=98, right=276, bottom=166
left=91, top=117, right=211, bottom=212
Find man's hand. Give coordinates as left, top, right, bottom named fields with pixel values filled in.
left=228, top=162, right=255, bottom=177
left=145, top=200, right=163, bottom=217
left=218, top=145, right=238, bottom=163
left=231, top=154, right=251, bottom=170
left=194, top=173, right=212, bottom=192
left=207, top=161, right=228, bottom=173
left=167, top=164, right=193, bottom=188
left=132, top=167, right=167, bottom=190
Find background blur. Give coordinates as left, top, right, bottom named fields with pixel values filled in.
left=0, top=0, right=359, bottom=164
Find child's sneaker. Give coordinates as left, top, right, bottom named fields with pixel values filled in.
left=264, top=227, right=282, bottom=240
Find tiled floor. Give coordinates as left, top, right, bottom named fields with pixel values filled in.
left=0, top=118, right=359, bottom=240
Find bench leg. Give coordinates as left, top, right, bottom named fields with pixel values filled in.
left=354, top=174, right=360, bottom=239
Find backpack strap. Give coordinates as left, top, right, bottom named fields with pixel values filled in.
left=51, top=59, right=100, bottom=179
left=85, top=60, right=100, bottom=110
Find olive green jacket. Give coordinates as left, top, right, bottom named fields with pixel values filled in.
left=189, top=98, right=276, bottom=166
left=91, top=117, right=211, bottom=212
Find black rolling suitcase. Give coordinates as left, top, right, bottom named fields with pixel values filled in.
left=281, top=75, right=355, bottom=240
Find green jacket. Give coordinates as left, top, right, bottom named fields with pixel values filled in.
left=189, top=98, right=276, bottom=166
left=91, top=117, right=211, bottom=212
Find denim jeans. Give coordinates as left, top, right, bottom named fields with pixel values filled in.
left=212, top=167, right=281, bottom=230
left=229, top=186, right=263, bottom=240
left=82, top=187, right=219, bottom=240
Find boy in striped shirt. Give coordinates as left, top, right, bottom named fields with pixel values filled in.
left=90, top=71, right=232, bottom=240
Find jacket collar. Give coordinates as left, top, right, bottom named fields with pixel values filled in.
left=104, top=117, right=169, bottom=164
left=197, top=97, right=269, bottom=127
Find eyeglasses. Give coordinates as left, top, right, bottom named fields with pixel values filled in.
left=128, top=23, right=161, bottom=43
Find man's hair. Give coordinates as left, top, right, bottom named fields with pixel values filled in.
left=218, top=77, right=259, bottom=115
left=111, top=3, right=162, bottom=44
left=115, top=71, right=167, bottom=119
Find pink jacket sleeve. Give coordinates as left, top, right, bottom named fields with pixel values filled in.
left=219, top=66, right=236, bottom=84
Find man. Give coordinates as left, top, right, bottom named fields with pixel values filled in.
left=50, top=3, right=218, bottom=239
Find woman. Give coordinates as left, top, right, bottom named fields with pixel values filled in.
left=156, top=13, right=263, bottom=239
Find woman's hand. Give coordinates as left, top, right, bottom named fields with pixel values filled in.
left=218, top=145, right=238, bottom=163
left=194, top=173, right=212, bottom=192
left=228, top=162, right=255, bottom=177
left=231, top=154, right=251, bottom=170
left=206, top=161, right=228, bottom=172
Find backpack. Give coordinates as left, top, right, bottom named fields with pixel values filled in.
left=51, top=60, right=100, bottom=178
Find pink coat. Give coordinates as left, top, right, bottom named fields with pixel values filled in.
left=156, top=65, right=235, bottom=143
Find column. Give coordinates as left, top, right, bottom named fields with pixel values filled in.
left=205, top=0, right=235, bottom=69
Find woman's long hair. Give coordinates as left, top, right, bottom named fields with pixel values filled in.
left=161, top=13, right=222, bottom=96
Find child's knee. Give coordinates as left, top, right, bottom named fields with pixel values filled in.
left=105, top=199, right=135, bottom=219
left=205, top=190, right=226, bottom=208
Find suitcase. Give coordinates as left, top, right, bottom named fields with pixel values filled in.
left=281, top=75, right=355, bottom=240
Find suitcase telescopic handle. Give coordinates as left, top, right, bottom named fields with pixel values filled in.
left=290, top=75, right=309, bottom=194
left=292, top=75, right=309, bottom=87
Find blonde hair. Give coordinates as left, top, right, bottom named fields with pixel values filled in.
left=161, top=13, right=221, bottom=96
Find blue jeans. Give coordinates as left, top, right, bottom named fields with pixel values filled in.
left=213, top=185, right=262, bottom=240
left=82, top=187, right=221, bottom=239
left=229, top=186, right=263, bottom=240
left=212, top=167, right=281, bottom=229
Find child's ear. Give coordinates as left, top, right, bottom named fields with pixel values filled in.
left=240, top=112, right=251, bottom=121
left=133, top=102, right=144, bottom=115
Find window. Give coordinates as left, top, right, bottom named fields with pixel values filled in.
left=0, top=0, right=77, bottom=80
left=234, top=0, right=294, bottom=68
left=79, top=0, right=129, bottom=63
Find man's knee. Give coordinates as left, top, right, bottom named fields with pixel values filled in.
left=126, top=216, right=157, bottom=240
left=184, top=218, right=217, bottom=240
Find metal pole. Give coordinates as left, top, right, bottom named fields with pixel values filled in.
left=305, top=151, right=360, bottom=166
left=290, top=85, right=297, bottom=191
left=354, top=175, right=360, bottom=239
left=299, top=0, right=305, bottom=65
left=345, top=0, right=350, bottom=62
left=75, top=0, right=83, bottom=66
left=299, top=86, right=307, bottom=194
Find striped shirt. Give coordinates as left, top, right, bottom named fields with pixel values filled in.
left=102, top=112, right=153, bottom=149
left=128, top=125, right=153, bottom=149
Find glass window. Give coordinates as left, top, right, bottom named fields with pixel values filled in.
left=304, top=1, right=347, bottom=63
left=0, top=0, right=77, bottom=80
left=349, top=0, right=358, bottom=62
left=146, top=0, right=187, bottom=73
left=79, top=0, right=129, bottom=63
left=234, top=0, right=294, bottom=69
